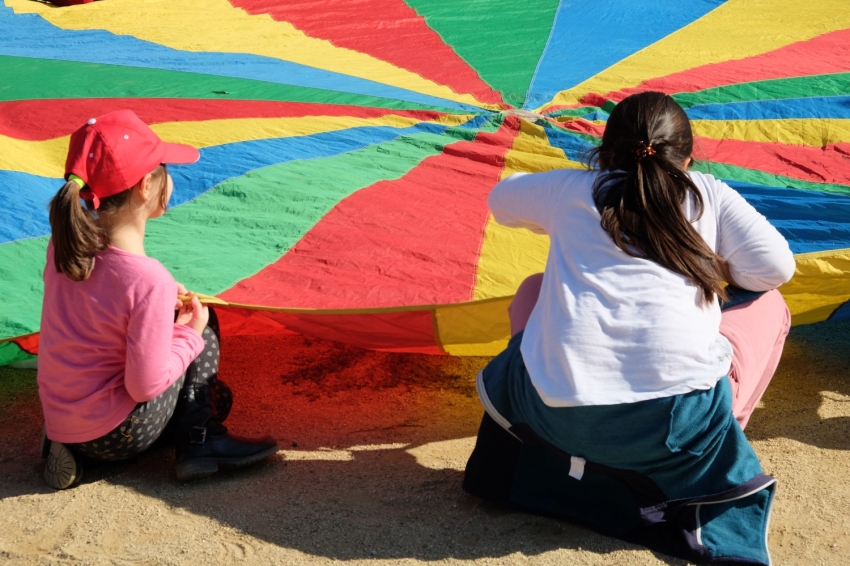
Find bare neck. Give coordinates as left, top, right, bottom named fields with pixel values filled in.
left=103, top=211, right=148, bottom=257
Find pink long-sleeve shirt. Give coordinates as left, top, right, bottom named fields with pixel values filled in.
left=37, top=244, right=205, bottom=443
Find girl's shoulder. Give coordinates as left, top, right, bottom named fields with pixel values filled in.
left=686, top=170, right=730, bottom=207
left=687, top=170, right=748, bottom=211
left=538, top=167, right=597, bottom=184
left=45, top=241, right=173, bottom=288
left=96, top=247, right=175, bottom=291
left=521, top=167, right=599, bottom=196
left=687, top=170, right=726, bottom=195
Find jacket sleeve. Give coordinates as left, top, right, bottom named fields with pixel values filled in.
left=714, top=179, right=796, bottom=291
left=123, top=282, right=205, bottom=403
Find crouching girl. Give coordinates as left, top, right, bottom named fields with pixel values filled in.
left=464, top=92, right=795, bottom=564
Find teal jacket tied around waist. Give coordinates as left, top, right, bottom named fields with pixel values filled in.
left=465, top=331, right=775, bottom=565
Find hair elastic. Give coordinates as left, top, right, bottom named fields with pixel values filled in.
left=68, top=174, right=86, bottom=189
left=635, top=142, right=656, bottom=160
left=68, top=175, right=101, bottom=209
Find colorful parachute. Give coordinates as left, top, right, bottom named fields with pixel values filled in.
left=1, top=0, right=849, bottom=365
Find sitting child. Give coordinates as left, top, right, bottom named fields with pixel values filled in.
left=38, top=110, right=279, bottom=489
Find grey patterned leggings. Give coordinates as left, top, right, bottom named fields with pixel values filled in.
left=71, top=308, right=232, bottom=462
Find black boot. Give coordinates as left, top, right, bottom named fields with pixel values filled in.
left=174, top=385, right=279, bottom=482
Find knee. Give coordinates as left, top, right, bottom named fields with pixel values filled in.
left=515, top=273, right=544, bottom=301
left=745, top=289, right=791, bottom=342
left=763, top=289, right=791, bottom=335
left=508, top=273, right=544, bottom=336
left=509, top=273, right=544, bottom=315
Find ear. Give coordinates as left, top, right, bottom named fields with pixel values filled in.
left=136, top=172, right=154, bottom=203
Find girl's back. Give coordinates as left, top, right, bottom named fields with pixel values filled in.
left=38, top=243, right=196, bottom=444
left=467, top=91, right=793, bottom=565
left=488, top=167, right=794, bottom=407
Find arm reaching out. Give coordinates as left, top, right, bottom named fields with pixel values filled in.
left=714, top=179, right=796, bottom=291
left=488, top=171, right=573, bottom=234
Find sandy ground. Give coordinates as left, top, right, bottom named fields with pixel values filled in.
left=1, top=319, right=850, bottom=566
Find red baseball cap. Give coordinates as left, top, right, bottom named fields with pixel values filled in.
left=65, top=109, right=200, bottom=208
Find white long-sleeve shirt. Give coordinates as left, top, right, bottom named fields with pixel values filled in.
left=489, top=169, right=795, bottom=407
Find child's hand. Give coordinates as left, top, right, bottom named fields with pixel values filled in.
left=176, top=293, right=209, bottom=336
left=174, top=282, right=188, bottom=310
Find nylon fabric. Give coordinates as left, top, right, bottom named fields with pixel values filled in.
left=692, top=162, right=850, bottom=197
left=0, top=171, right=62, bottom=245
left=729, top=182, right=850, bottom=255
left=584, top=29, right=850, bottom=108
left=1, top=121, right=461, bottom=243
left=403, top=0, right=561, bottom=107
left=5, top=0, right=491, bottom=110
left=0, top=18, right=473, bottom=113
left=473, top=119, right=576, bottom=302
left=544, top=0, right=850, bottom=108
left=0, top=341, right=35, bottom=366
left=146, top=129, right=476, bottom=296
left=673, top=74, right=850, bottom=110
left=0, top=99, right=454, bottom=141
left=0, top=114, right=471, bottom=178
left=229, top=0, right=505, bottom=107
left=218, top=120, right=517, bottom=310
left=524, top=0, right=725, bottom=109
left=690, top=118, right=850, bottom=146
left=0, top=55, right=469, bottom=113
left=692, top=136, right=850, bottom=187
left=687, top=96, right=850, bottom=121
left=779, top=249, right=850, bottom=325
left=2, top=1, right=850, bottom=356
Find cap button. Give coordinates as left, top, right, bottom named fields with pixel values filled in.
left=89, top=153, right=94, bottom=158
left=124, top=135, right=129, bottom=140
left=87, top=118, right=96, bottom=125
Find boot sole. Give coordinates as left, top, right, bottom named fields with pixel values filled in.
left=43, top=440, right=82, bottom=490
left=176, top=443, right=280, bottom=482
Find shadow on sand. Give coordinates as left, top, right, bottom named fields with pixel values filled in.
left=0, top=332, right=694, bottom=564
left=8, top=317, right=850, bottom=562
left=4, top=317, right=849, bottom=562
left=746, top=318, right=850, bottom=450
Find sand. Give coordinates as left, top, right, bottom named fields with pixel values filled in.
left=1, top=318, right=849, bottom=565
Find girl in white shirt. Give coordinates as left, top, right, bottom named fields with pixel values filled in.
left=464, top=92, right=794, bottom=564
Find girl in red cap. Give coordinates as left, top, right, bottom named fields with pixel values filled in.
left=38, top=110, right=278, bottom=489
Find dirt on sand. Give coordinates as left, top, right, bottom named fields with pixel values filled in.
left=1, top=318, right=850, bottom=565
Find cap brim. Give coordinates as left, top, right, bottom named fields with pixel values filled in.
left=160, top=142, right=200, bottom=165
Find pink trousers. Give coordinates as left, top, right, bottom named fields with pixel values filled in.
left=508, top=274, right=791, bottom=430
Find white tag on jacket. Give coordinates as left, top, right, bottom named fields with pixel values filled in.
left=569, top=456, right=586, bottom=480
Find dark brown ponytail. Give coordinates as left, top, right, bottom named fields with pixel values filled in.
left=587, top=92, right=728, bottom=305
